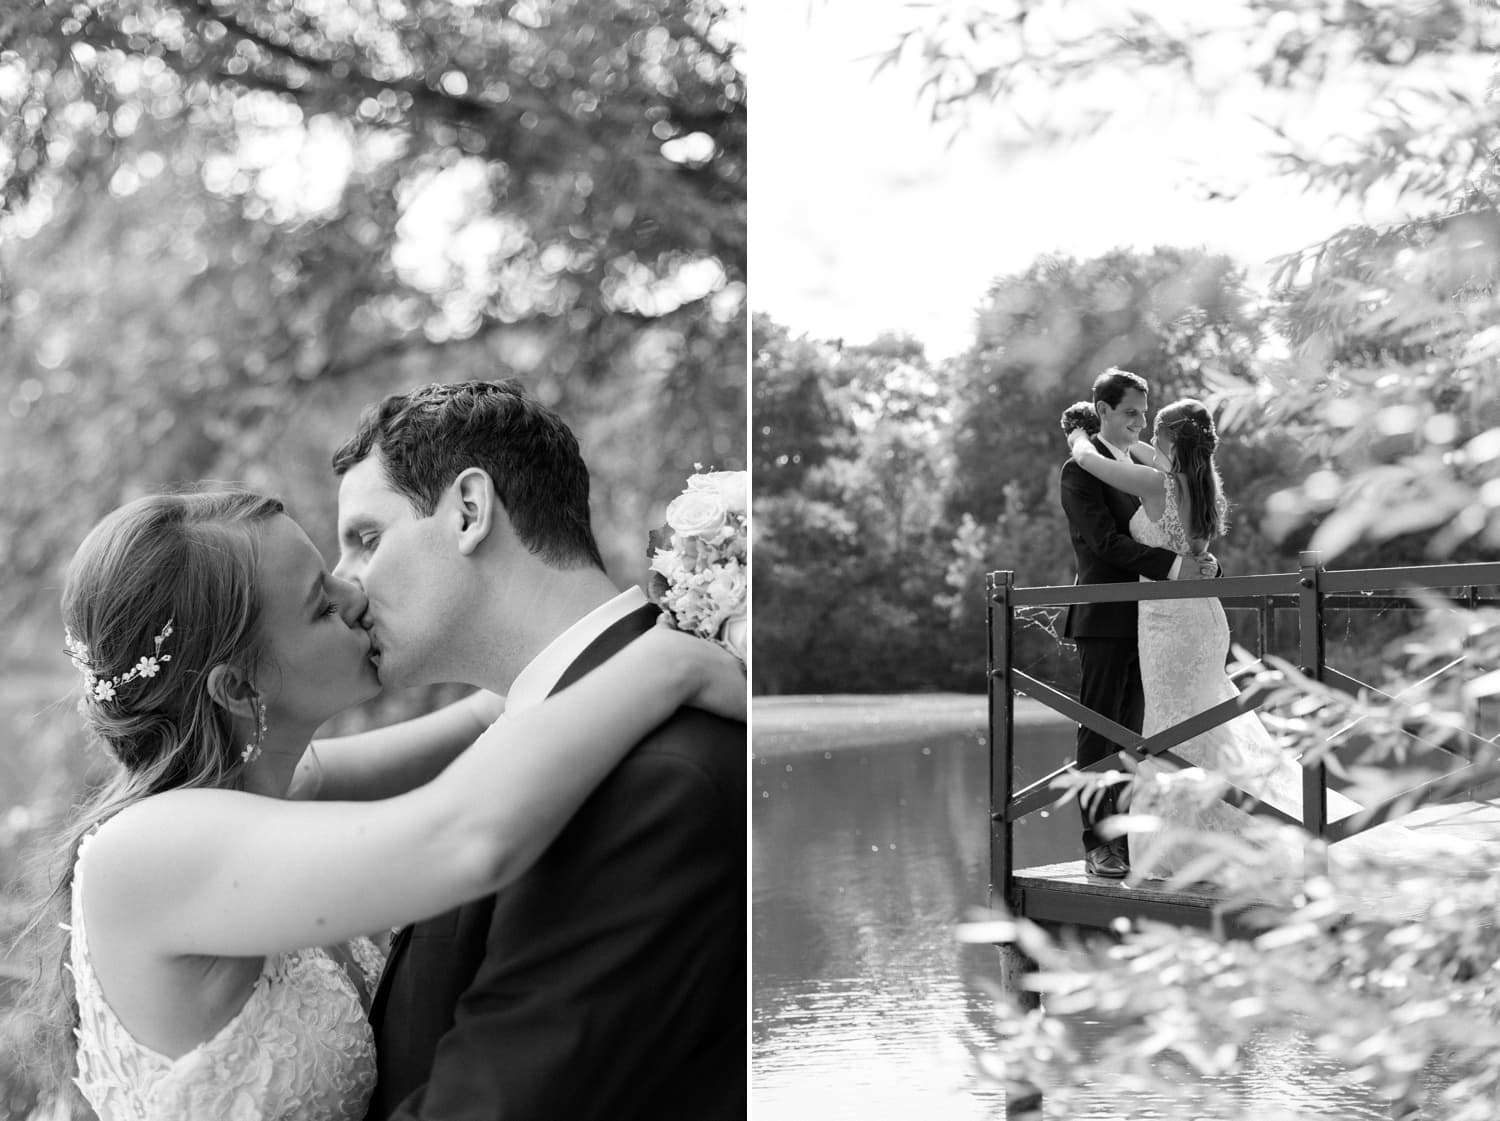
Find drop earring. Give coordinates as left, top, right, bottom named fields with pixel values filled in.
left=242, top=701, right=267, bottom=764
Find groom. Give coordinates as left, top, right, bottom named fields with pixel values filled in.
left=1058, top=368, right=1215, bottom=878
left=331, top=380, right=745, bottom=1119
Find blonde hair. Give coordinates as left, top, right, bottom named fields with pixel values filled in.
left=1155, top=398, right=1226, bottom=542
left=8, top=488, right=283, bottom=1105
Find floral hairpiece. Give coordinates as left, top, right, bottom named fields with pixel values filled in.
left=1172, top=416, right=1216, bottom=447
left=64, top=619, right=175, bottom=703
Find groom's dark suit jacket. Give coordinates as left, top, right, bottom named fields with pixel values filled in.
left=367, top=604, right=746, bottom=1121
left=1059, top=436, right=1178, bottom=639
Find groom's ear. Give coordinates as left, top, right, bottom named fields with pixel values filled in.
left=452, top=468, right=499, bottom=556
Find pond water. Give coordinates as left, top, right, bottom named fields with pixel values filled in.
left=751, top=695, right=1433, bottom=1120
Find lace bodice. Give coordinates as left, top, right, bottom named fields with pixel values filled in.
left=1129, top=472, right=1193, bottom=556
left=69, top=833, right=380, bottom=1121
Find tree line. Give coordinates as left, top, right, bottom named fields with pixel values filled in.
left=753, top=242, right=1495, bottom=697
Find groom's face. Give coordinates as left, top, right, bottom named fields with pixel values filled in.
left=1098, top=389, right=1147, bottom=448
left=333, top=451, right=454, bottom=688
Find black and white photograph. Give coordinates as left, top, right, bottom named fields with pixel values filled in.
left=14, top=0, right=1500, bottom=1119
left=754, top=2, right=1500, bottom=1119
left=0, top=3, right=745, bottom=1120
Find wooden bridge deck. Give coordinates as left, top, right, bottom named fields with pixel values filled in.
left=1012, top=800, right=1500, bottom=937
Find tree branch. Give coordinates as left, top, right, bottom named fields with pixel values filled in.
left=166, top=0, right=580, bottom=158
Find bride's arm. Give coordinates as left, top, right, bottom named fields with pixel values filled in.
left=291, top=690, right=507, bottom=802
left=1067, top=429, right=1166, bottom=499
left=82, top=627, right=746, bottom=960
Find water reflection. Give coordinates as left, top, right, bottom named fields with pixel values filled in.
left=754, top=714, right=1007, bottom=1119
left=752, top=697, right=1418, bottom=1120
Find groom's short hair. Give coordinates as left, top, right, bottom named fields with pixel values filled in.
left=1092, top=368, right=1148, bottom=408
left=332, top=379, right=606, bottom=572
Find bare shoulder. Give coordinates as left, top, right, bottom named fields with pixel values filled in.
left=95, top=787, right=253, bottom=840
left=85, top=790, right=257, bottom=904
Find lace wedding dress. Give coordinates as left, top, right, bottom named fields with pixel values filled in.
left=69, top=831, right=381, bottom=1121
left=1127, top=474, right=1349, bottom=880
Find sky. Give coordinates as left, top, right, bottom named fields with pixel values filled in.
left=750, top=0, right=1462, bottom=361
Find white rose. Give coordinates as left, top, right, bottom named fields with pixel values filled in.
left=687, top=470, right=748, bottom=514
left=666, top=490, right=728, bottom=538
left=720, top=612, right=748, bottom=660
left=649, top=547, right=680, bottom=579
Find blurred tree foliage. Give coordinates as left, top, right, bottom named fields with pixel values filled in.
left=892, top=0, right=1500, bottom=566
left=0, top=0, right=746, bottom=629
left=751, top=312, right=853, bottom=495
left=947, top=247, right=1261, bottom=522
left=753, top=318, right=961, bottom=693
left=980, top=604, right=1500, bottom=1120
left=0, top=4, right=742, bottom=1113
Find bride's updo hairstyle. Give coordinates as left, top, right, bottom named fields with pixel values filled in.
left=10, top=488, right=283, bottom=1104
left=61, top=489, right=283, bottom=783
left=1155, top=398, right=1227, bottom=544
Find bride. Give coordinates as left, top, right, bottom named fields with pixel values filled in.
left=1064, top=398, right=1336, bottom=880
left=14, top=488, right=745, bottom=1120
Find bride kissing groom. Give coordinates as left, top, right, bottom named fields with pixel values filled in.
left=32, top=379, right=746, bottom=1121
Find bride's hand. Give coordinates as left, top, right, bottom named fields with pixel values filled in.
left=642, top=621, right=748, bottom=722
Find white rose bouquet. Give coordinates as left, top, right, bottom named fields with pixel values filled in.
left=648, top=469, right=748, bottom=662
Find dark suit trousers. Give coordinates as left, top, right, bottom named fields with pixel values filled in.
left=1074, top=636, right=1144, bottom=852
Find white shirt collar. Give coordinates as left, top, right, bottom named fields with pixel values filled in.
left=505, top=586, right=650, bottom=715
left=1099, top=437, right=1130, bottom=462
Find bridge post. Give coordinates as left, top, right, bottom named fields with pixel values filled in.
left=988, top=571, right=1039, bottom=1011
left=1298, top=552, right=1330, bottom=870
left=987, top=570, right=1017, bottom=915
left=1258, top=597, right=1276, bottom=662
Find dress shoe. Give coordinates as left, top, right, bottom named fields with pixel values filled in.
left=1084, top=843, right=1128, bottom=879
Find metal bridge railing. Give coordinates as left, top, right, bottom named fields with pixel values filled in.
left=986, top=552, right=1500, bottom=920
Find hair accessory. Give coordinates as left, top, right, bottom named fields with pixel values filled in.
left=242, top=701, right=268, bottom=765
left=1165, top=413, right=1215, bottom=449
left=64, top=619, right=174, bottom=704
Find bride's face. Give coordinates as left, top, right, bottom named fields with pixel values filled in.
left=1152, top=429, right=1175, bottom=463
left=254, top=514, right=381, bottom=727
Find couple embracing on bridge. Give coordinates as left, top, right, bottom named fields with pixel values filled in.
left=1057, top=367, right=1335, bottom=882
